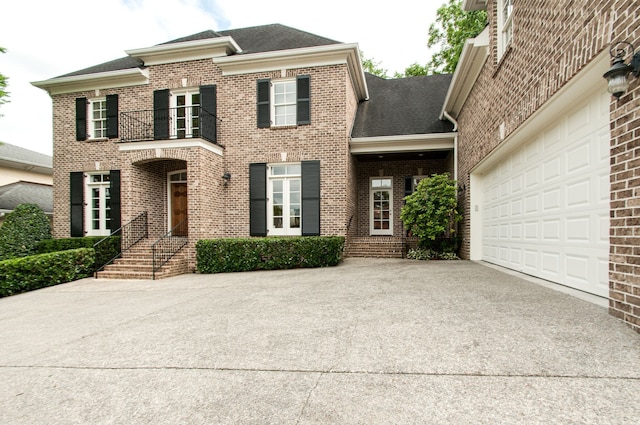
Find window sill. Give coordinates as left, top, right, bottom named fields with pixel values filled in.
left=270, top=125, right=298, bottom=130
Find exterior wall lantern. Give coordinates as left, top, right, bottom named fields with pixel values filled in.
left=603, top=41, right=640, bottom=98
left=222, top=172, right=231, bottom=186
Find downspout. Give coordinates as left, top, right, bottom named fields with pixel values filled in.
left=442, top=110, right=459, bottom=181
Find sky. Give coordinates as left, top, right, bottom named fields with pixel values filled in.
left=0, top=0, right=441, bottom=156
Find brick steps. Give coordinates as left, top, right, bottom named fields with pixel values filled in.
left=346, top=237, right=406, bottom=258
left=96, top=238, right=188, bottom=280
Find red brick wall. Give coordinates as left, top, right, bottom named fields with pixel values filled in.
left=455, top=0, right=640, bottom=331
left=51, top=57, right=359, bottom=269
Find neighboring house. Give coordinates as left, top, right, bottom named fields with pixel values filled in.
left=32, top=24, right=455, bottom=277
left=442, top=0, right=639, bottom=331
left=0, top=143, right=53, bottom=226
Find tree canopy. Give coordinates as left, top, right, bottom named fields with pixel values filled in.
left=424, top=0, right=487, bottom=74
left=361, top=52, right=389, bottom=78
left=0, top=47, right=8, bottom=106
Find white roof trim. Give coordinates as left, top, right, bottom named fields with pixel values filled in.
left=126, top=36, right=241, bottom=66
left=440, top=27, right=489, bottom=119
left=32, top=68, right=149, bottom=95
left=117, top=139, right=224, bottom=156
left=350, top=133, right=456, bottom=154
left=214, top=43, right=369, bottom=100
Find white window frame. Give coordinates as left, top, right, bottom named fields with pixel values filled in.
left=497, top=0, right=514, bottom=59
left=271, top=79, right=297, bottom=127
left=88, top=98, right=107, bottom=140
left=267, top=163, right=302, bottom=236
left=84, top=172, right=111, bottom=237
left=167, top=170, right=187, bottom=232
left=370, top=177, right=393, bottom=236
left=170, top=89, right=200, bottom=139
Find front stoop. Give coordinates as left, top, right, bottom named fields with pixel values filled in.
left=345, top=237, right=406, bottom=258
left=96, top=239, right=189, bottom=280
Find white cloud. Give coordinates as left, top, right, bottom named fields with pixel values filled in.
left=0, top=0, right=439, bottom=155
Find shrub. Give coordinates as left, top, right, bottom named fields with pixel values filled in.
left=400, top=173, right=462, bottom=252
left=37, top=236, right=121, bottom=269
left=196, top=236, right=345, bottom=273
left=407, top=247, right=460, bottom=261
left=0, top=248, right=95, bottom=297
left=0, top=203, right=51, bottom=260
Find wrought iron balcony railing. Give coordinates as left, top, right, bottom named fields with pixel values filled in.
left=120, top=107, right=219, bottom=144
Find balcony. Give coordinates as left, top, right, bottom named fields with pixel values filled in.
left=120, top=107, right=219, bottom=144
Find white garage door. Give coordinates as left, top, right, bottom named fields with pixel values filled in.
left=481, top=91, right=610, bottom=297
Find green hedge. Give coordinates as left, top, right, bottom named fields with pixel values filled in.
left=37, top=236, right=121, bottom=270
left=0, top=248, right=95, bottom=298
left=196, top=236, right=345, bottom=273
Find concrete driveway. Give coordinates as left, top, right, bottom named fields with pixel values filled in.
left=1, top=258, right=639, bottom=424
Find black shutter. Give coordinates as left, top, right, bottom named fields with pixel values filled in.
left=301, top=160, right=320, bottom=236
left=249, top=163, right=267, bottom=236
left=257, top=79, right=271, bottom=128
left=153, top=89, right=170, bottom=140
left=70, top=172, right=84, bottom=237
left=200, top=85, right=217, bottom=143
left=404, top=176, right=414, bottom=199
left=109, top=170, right=121, bottom=233
left=297, top=75, right=311, bottom=125
left=76, top=98, right=87, bottom=141
left=106, top=94, right=119, bottom=139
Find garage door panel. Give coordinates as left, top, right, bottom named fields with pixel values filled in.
left=481, top=91, right=609, bottom=297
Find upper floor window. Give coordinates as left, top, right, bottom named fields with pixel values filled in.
left=257, top=75, right=310, bottom=128
left=90, top=98, right=107, bottom=139
left=498, top=0, right=514, bottom=58
left=75, top=94, right=118, bottom=141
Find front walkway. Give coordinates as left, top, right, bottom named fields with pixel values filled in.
left=1, top=258, right=639, bottom=424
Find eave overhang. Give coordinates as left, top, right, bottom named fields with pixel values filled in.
left=440, top=27, right=489, bottom=120
left=125, top=36, right=241, bottom=66
left=463, top=0, right=487, bottom=11
left=350, top=133, right=456, bottom=155
left=214, top=43, right=369, bottom=101
left=0, top=157, right=51, bottom=175
left=32, top=68, right=150, bottom=95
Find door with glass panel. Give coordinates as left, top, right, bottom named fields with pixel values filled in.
left=370, top=177, right=393, bottom=235
left=171, top=92, right=200, bottom=139
left=268, top=164, right=301, bottom=236
left=168, top=171, right=188, bottom=236
left=85, top=172, right=111, bottom=236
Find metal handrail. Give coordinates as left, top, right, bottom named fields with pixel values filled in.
left=93, top=211, right=148, bottom=276
left=120, top=106, right=221, bottom=143
left=151, top=219, right=188, bottom=280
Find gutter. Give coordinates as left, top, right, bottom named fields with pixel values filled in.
left=441, top=111, right=459, bottom=181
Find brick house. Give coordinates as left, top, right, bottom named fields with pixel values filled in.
left=32, top=24, right=455, bottom=277
left=444, top=0, right=639, bottom=332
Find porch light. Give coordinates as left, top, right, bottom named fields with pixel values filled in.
left=222, top=172, right=231, bottom=186
left=603, top=41, right=640, bottom=98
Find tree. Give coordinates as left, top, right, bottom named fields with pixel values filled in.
left=361, top=52, right=388, bottom=78
left=394, top=63, right=429, bottom=78
left=424, top=0, right=487, bottom=74
left=0, top=204, right=51, bottom=261
left=0, top=47, right=8, bottom=106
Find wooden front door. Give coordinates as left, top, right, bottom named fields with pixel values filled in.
left=171, top=182, right=188, bottom=236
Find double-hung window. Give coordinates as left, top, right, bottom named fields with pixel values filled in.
left=89, top=99, right=107, bottom=139
left=498, top=0, right=514, bottom=58
left=257, top=75, right=310, bottom=128
left=75, top=94, right=118, bottom=141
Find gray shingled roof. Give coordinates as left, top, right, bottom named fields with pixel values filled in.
left=0, top=142, right=52, bottom=169
left=0, top=181, right=53, bottom=214
left=58, top=24, right=341, bottom=78
left=351, top=73, right=454, bottom=138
